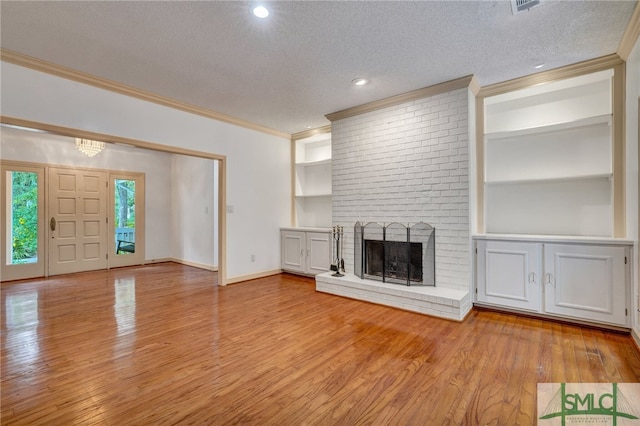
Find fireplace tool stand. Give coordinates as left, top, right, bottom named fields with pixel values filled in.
left=331, top=225, right=344, bottom=277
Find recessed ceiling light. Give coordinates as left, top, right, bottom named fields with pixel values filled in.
left=352, top=78, right=368, bottom=86
left=253, top=5, right=269, bottom=18
left=534, top=63, right=545, bottom=69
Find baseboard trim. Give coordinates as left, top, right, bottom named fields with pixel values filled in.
left=145, top=258, right=173, bottom=264
left=226, top=269, right=282, bottom=285
left=170, top=258, right=218, bottom=272
left=632, top=328, right=640, bottom=354
left=474, top=303, right=632, bottom=333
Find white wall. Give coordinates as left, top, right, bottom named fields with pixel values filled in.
left=626, top=36, right=640, bottom=339
left=0, top=126, right=173, bottom=261
left=332, top=88, right=470, bottom=292
left=0, top=61, right=292, bottom=280
left=171, top=155, right=218, bottom=268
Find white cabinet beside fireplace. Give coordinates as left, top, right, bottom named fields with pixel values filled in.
left=475, top=238, right=631, bottom=327
left=281, top=228, right=332, bottom=276
left=476, top=240, right=541, bottom=312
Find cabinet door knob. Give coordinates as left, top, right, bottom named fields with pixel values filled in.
left=529, top=272, right=536, bottom=284
left=545, top=273, right=554, bottom=287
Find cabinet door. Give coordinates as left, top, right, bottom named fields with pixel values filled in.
left=544, top=244, right=627, bottom=326
left=476, top=240, right=541, bottom=311
left=306, top=232, right=331, bottom=275
left=281, top=231, right=305, bottom=273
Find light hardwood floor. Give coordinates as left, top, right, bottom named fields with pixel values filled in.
left=2, top=263, right=640, bottom=425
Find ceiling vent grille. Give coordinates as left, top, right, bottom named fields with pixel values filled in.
left=511, top=0, right=541, bottom=14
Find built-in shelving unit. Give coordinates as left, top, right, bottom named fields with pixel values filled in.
left=482, top=68, right=616, bottom=237
left=292, top=129, right=332, bottom=228
left=473, top=62, right=631, bottom=329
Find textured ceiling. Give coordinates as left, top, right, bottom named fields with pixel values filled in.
left=1, top=1, right=637, bottom=135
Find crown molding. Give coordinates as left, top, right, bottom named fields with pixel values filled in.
left=477, top=54, right=624, bottom=99
left=0, top=49, right=290, bottom=140
left=325, top=75, right=474, bottom=122
left=468, top=75, right=481, bottom=96
left=291, top=125, right=332, bottom=141
left=617, top=1, right=640, bottom=61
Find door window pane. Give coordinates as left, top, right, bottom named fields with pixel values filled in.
left=114, top=179, right=136, bottom=255
left=6, top=171, right=38, bottom=265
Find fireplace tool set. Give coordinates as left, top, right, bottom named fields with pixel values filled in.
left=331, top=225, right=345, bottom=277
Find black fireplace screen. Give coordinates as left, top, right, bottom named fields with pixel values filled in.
left=354, top=222, right=435, bottom=286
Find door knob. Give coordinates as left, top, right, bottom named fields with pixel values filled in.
left=50, top=217, right=56, bottom=232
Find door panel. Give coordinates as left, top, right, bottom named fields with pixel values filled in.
left=544, top=243, right=627, bottom=326
left=48, top=168, right=108, bottom=275
left=307, top=232, right=331, bottom=274
left=476, top=240, right=541, bottom=312
left=281, top=231, right=305, bottom=273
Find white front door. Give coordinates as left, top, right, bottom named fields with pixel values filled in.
left=48, top=167, right=108, bottom=275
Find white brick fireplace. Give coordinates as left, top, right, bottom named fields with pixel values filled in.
left=316, top=84, right=473, bottom=321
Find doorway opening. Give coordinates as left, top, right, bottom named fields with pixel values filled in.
left=1, top=124, right=225, bottom=283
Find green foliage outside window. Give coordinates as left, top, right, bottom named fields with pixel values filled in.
left=11, top=172, right=38, bottom=263
left=115, top=179, right=136, bottom=228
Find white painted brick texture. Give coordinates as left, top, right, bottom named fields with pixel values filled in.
left=332, top=88, right=470, bottom=292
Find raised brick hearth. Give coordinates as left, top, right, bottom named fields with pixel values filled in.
left=316, top=272, right=471, bottom=321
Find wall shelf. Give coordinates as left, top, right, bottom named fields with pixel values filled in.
left=485, top=173, right=612, bottom=186
left=484, top=114, right=612, bottom=141
left=295, top=193, right=332, bottom=198
left=296, top=158, right=331, bottom=167
left=484, top=69, right=613, bottom=134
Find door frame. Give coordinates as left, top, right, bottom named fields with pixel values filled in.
left=0, top=161, right=46, bottom=281
left=109, top=171, right=145, bottom=268
left=0, top=117, right=227, bottom=285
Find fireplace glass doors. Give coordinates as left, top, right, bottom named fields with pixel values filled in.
left=354, top=222, right=435, bottom=286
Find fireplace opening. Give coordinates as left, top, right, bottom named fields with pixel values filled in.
left=355, top=222, right=435, bottom=286
left=364, top=240, right=423, bottom=283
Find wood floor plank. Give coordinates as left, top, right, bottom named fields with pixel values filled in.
left=2, top=263, right=639, bottom=425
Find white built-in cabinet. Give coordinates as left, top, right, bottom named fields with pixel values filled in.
left=476, top=238, right=631, bottom=327
left=281, top=228, right=332, bottom=276
left=294, top=132, right=332, bottom=228
left=475, top=65, right=631, bottom=328
left=284, top=129, right=332, bottom=277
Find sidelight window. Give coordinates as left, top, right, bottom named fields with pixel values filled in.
left=114, top=179, right=136, bottom=255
